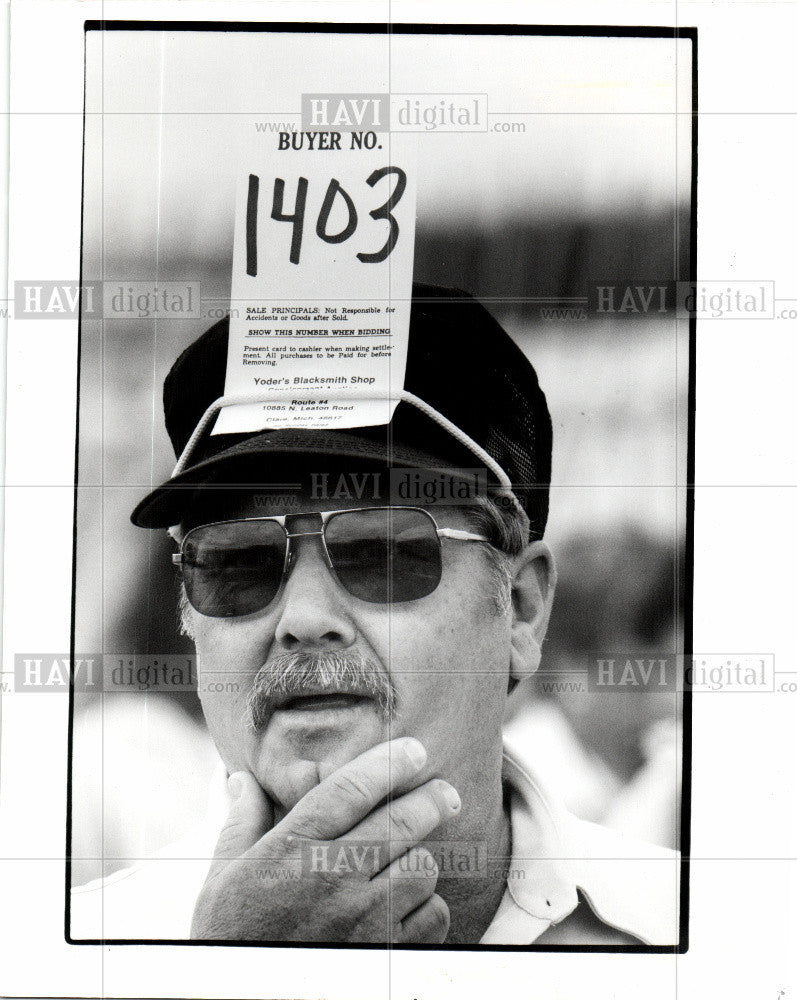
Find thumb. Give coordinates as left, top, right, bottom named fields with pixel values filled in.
left=210, top=771, right=275, bottom=871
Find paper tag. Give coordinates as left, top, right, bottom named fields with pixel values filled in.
left=213, top=126, right=416, bottom=435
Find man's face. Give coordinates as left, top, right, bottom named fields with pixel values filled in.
left=182, top=472, right=514, bottom=816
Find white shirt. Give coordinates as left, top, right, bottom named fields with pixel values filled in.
left=71, top=722, right=680, bottom=945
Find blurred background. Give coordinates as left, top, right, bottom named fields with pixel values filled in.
left=72, top=27, right=692, bottom=884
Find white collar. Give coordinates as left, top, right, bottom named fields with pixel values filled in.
left=479, top=730, right=580, bottom=943
left=482, top=719, right=680, bottom=945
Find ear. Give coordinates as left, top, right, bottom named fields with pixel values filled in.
left=509, top=541, right=557, bottom=681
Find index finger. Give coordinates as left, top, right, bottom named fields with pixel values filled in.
left=275, top=737, right=428, bottom=842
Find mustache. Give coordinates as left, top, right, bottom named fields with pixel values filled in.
left=247, top=650, right=398, bottom=729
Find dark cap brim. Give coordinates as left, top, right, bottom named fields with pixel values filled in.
left=130, top=426, right=484, bottom=529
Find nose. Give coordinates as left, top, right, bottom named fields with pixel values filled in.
left=273, top=535, right=358, bottom=652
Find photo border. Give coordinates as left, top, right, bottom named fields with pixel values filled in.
left=65, top=17, right=698, bottom=956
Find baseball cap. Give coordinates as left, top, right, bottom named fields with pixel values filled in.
left=131, top=282, right=552, bottom=536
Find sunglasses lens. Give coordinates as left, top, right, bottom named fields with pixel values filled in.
left=181, top=520, right=286, bottom=617
left=325, top=508, right=442, bottom=603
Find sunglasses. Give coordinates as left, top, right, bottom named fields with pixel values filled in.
left=173, top=506, right=490, bottom=618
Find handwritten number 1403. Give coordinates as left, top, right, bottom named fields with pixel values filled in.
left=246, top=167, right=407, bottom=271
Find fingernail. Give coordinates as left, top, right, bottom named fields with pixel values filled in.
left=404, top=738, right=427, bottom=769
left=228, top=772, right=244, bottom=799
left=443, top=786, right=461, bottom=812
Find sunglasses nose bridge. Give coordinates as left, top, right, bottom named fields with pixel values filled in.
left=283, top=525, right=335, bottom=580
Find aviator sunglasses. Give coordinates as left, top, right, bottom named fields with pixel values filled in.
left=173, top=506, right=490, bottom=618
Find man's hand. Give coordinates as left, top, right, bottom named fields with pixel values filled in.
left=191, top=738, right=460, bottom=943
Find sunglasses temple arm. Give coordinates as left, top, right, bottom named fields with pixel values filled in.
left=437, top=528, right=490, bottom=543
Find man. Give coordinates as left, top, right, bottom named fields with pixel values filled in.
left=71, top=284, right=679, bottom=945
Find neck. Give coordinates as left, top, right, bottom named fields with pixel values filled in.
left=434, top=780, right=511, bottom=944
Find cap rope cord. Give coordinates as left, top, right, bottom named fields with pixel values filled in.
left=168, top=388, right=524, bottom=525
